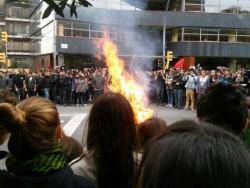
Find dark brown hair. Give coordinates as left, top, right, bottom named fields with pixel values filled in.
left=86, top=92, right=138, bottom=188
left=142, top=120, right=250, bottom=188
left=138, top=117, right=167, bottom=149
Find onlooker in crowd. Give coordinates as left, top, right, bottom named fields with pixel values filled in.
left=155, top=71, right=165, bottom=106
left=13, top=70, right=26, bottom=101
left=165, top=70, right=174, bottom=107
left=196, top=70, right=210, bottom=97
left=71, top=74, right=78, bottom=105
left=63, top=72, right=73, bottom=106
left=183, top=69, right=197, bottom=111
left=76, top=74, right=89, bottom=107
left=25, top=72, right=37, bottom=97
left=138, top=117, right=167, bottom=150
left=0, top=71, right=8, bottom=97
left=58, top=72, right=66, bottom=105
left=50, top=71, right=59, bottom=103
left=0, top=97, right=95, bottom=188
left=37, top=72, right=50, bottom=99
left=92, top=70, right=105, bottom=100
left=141, top=120, right=250, bottom=188
left=196, top=83, right=248, bottom=135
left=172, top=70, right=185, bottom=109
left=71, top=92, right=139, bottom=188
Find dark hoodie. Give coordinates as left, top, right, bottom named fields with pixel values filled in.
left=0, top=167, right=95, bottom=188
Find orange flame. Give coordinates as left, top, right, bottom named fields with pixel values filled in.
left=97, top=35, right=153, bottom=123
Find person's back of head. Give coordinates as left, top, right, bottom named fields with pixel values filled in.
left=138, top=117, right=167, bottom=149
left=86, top=92, right=138, bottom=188
left=0, top=97, right=64, bottom=176
left=142, top=120, right=250, bottom=188
left=196, top=83, right=248, bottom=135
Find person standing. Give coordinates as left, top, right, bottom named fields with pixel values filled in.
left=50, top=72, right=59, bottom=103
left=58, top=72, right=65, bottom=105
left=165, top=70, right=174, bottom=107
left=25, top=72, right=37, bottom=97
left=155, top=71, right=165, bottom=106
left=76, top=74, right=88, bottom=107
left=183, top=69, right=197, bottom=111
left=0, top=71, right=8, bottom=98
left=13, top=70, right=26, bottom=102
left=173, top=70, right=185, bottom=110
left=92, top=71, right=105, bottom=100
left=37, top=72, right=50, bottom=99
left=63, top=72, right=72, bottom=106
left=71, top=74, right=78, bottom=105
left=196, top=70, right=210, bottom=98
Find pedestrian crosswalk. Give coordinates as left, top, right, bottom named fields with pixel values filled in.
left=61, top=113, right=87, bottom=136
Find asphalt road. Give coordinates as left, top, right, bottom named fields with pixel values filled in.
left=58, top=105, right=197, bottom=145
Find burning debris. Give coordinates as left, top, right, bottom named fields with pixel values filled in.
left=96, top=34, right=153, bottom=123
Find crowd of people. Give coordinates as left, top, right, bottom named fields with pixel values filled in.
left=0, top=67, right=109, bottom=106
left=0, top=66, right=249, bottom=110
left=148, top=66, right=249, bottom=110
left=0, top=80, right=249, bottom=188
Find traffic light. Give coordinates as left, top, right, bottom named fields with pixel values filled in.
left=165, top=51, right=174, bottom=70
left=7, top=59, right=10, bottom=67
left=158, top=59, right=163, bottom=68
left=0, top=53, right=5, bottom=64
left=166, top=51, right=173, bottom=62
left=1, top=32, right=8, bottom=43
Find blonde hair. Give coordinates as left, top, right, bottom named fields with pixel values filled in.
left=0, top=97, right=60, bottom=156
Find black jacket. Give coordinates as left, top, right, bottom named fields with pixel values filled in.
left=0, top=167, right=95, bottom=188
left=173, top=74, right=185, bottom=90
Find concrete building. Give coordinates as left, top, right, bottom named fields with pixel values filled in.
left=34, top=0, right=250, bottom=69
left=4, top=0, right=40, bottom=68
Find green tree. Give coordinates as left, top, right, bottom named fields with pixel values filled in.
left=5, top=0, right=92, bottom=19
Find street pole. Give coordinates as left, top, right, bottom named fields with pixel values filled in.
left=163, top=0, right=171, bottom=70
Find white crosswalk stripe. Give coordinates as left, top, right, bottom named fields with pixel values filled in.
left=63, top=113, right=87, bottom=136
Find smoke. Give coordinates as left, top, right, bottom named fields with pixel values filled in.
left=87, top=0, right=163, bottom=96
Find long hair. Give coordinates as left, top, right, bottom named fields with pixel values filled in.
left=86, top=92, right=138, bottom=188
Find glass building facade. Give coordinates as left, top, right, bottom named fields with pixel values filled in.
left=170, top=0, right=250, bottom=14
left=169, top=27, right=250, bottom=43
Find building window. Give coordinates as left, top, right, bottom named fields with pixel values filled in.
left=237, top=29, right=250, bottom=42
left=169, top=27, right=250, bottom=44
left=219, top=29, right=237, bottom=42
left=170, top=0, right=182, bottom=11
left=185, top=0, right=202, bottom=12
left=183, top=27, right=200, bottom=41
left=201, top=28, right=218, bottom=41
left=181, top=0, right=250, bottom=15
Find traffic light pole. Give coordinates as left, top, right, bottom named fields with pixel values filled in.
left=163, top=0, right=171, bottom=70
left=5, top=38, right=7, bottom=67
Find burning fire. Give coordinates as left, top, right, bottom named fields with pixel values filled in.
left=97, top=35, right=153, bottom=123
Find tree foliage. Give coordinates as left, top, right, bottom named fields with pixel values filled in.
left=5, top=0, right=92, bottom=19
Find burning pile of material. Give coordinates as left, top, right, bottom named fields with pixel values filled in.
left=97, top=35, right=153, bottom=123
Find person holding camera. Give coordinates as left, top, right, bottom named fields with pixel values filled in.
left=183, top=69, right=197, bottom=111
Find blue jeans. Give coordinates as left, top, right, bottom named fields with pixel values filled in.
left=166, top=89, right=173, bottom=105
left=43, top=88, right=49, bottom=99
left=174, top=89, right=183, bottom=109
left=156, top=86, right=164, bottom=105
